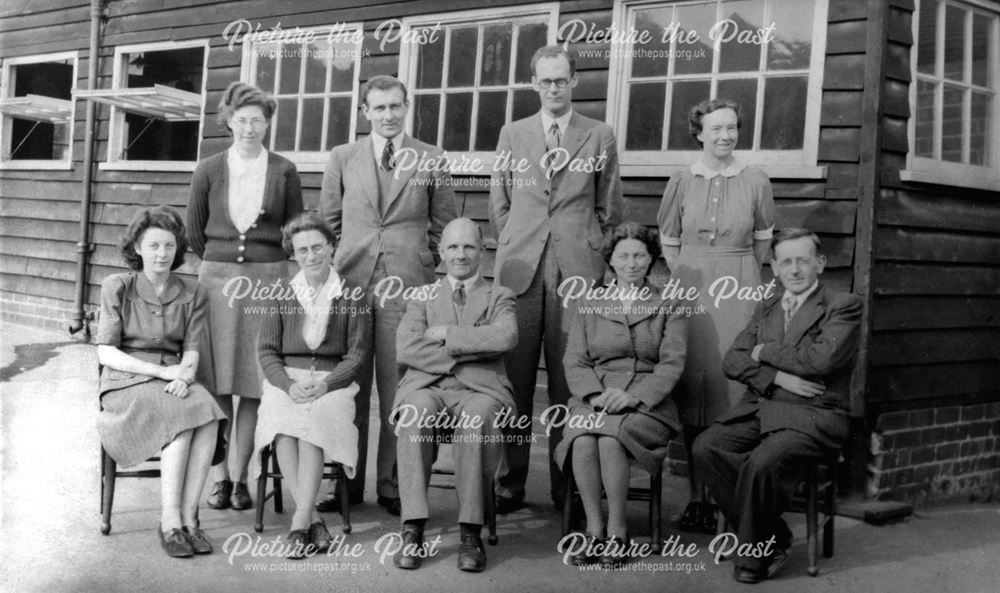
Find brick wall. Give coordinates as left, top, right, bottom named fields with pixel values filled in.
left=870, top=403, right=1000, bottom=506
left=0, top=290, right=85, bottom=334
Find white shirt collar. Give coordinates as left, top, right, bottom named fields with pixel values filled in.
left=782, top=280, right=819, bottom=311
left=690, top=157, right=745, bottom=179
left=447, top=273, right=478, bottom=291
left=371, top=131, right=403, bottom=161
left=541, top=109, right=573, bottom=136
left=227, top=145, right=268, bottom=177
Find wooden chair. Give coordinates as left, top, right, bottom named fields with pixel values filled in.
left=798, top=453, right=839, bottom=576
left=560, top=454, right=663, bottom=553
left=100, top=444, right=161, bottom=535
left=428, top=432, right=499, bottom=545
left=254, top=442, right=352, bottom=534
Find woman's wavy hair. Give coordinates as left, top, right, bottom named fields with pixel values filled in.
left=689, top=98, right=742, bottom=147
left=217, top=81, right=277, bottom=133
left=119, top=205, right=188, bottom=271
left=281, top=212, right=337, bottom=257
left=601, top=221, right=661, bottom=278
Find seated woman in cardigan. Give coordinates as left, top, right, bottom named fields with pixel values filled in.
left=253, top=212, right=372, bottom=559
left=554, top=222, right=688, bottom=568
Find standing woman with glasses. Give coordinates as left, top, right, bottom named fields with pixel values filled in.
left=187, top=81, right=303, bottom=511
left=657, top=99, right=776, bottom=535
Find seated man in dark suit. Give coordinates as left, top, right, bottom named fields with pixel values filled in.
left=392, top=218, right=518, bottom=572
left=693, top=227, right=863, bottom=584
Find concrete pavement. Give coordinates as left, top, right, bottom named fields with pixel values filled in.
left=2, top=321, right=999, bottom=593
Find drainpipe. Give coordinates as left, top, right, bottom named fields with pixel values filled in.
left=69, top=0, right=104, bottom=335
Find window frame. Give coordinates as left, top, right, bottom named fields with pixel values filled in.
left=902, top=0, right=1000, bottom=192
left=100, top=39, right=209, bottom=172
left=0, top=51, right=79, bottom=171
left=397, top=4, right=560, bottom=166
left=239, top=22, right=364, bottom=173
left=608, top=0, right=829, bottom=179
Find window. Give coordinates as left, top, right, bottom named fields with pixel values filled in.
left=398, top=5, right=558, bottom=157
left=242, top=24, right=364, bottom=171
left=608, top=0, right=828, bottom=177
left=903, top=0, right=999, bottom=191
left=79, top=41, right=207, bottom=171
left=0, top=52, right=77, bottom=169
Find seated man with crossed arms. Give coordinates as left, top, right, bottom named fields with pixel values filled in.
left=693, top=227, right=863, bottom=584
left=392, top=218, right=518, bottom=572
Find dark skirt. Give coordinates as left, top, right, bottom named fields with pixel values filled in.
left=98, top=379, right=228, bottom=469
left=553, top=403, right=677, bottom=474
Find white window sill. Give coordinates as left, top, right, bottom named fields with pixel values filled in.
left=0, top=160, right=73, bottom=170
left=620, top=163, right=828, bottom=179
left=98, top=161, right=197, bottom=172
left=900, top=169, right=1000, bottom=193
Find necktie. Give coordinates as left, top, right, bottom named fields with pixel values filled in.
left=782, top=294, right=798, bottom=331
left=546, top=122, right=561, bottom=152
left=381, top=139, right=395, bottom=171
left=453, top=282, right=466, bottom=315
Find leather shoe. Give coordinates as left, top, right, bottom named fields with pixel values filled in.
left=495, top=493, right=525, bottom=515
left=230, top=481, right=252, bottom=510
left=457, top=531, right=486, bottom=572
left=309, top=519, right=333, bottom=553
left=206, top=479, right=233, bottom=509
left=377, top=495, right=402, bottom=516
left=394, top=523, right=424, bottom=570
left=733, top=565, right=764, bottom=584
left=765, top=547, right=790, bottom=580
left=569, top=534, right=602, bottom=566
left=315, top=490, right=362, bottom=513
left=182, top=525, right=213, bottom=554
left=159, top=525, right=194, bottom=558
left=699, top=503, right=720, bottom=535
left=677, top=501, right=702, bottom=532
left=599, top=535, right=630, bottom=569
left=286, top=529, right=314, bottom=560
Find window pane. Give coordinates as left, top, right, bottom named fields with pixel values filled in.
left=916, top=0, right=937, bottom=75
left=674, top=3, right=716, bottom=75
left=941, top=84, right=964, bottom=162
left=326, top=96, right=352, bottom=149
left=719, top=0, right=763, bottom=73
left=767, top=0, right=814, bottom=70
left=305, top=41, right=328, bottom=94
left=443, top=93, right=473, bottom=150
left=279, top=50, right=301, bottom=94
left=481, top=24, right=512, bottom=87
left=915, top=79, right=936, bottom=157
left=717, top=78, right=757, bottom=150
left=448, top=27, right=478, bottom=88
left=257, top=45, right=277, bottom=93
left=625, top=83, right=666, bottom=150
left=515, top=23, right=548, bottom=83
left=761, top=77, right=807, bottom=149
left=416, top=29, right=445, bottom=89
left=413, top=94, right=440, bottom=145
left=274, top=98, right=298, bottom=151
left=330, top=44, right=355, bottom=93
left=972, top=13, right=990, bottom=87
left=300, top=98, right=323, bottom=151
left=123, top=115, right=198, bottom=161
left=667, top=79, right=711, bottom=150
left=970, top=91, right=990, bottom=166
left=632, top=7, right=671, bottom=78
left=943, top=4, right=965, bottom=81
left=10, top=119, right=56, bottom=159
left=475, top=91, right=508, bottom=150
left=512, top=89, right=537, bottom=121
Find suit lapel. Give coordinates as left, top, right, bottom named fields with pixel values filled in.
left=384, top=135, right=419, bottom=214
left=434, top=279, right=459, bottom=325
left=459, top=277, right=490, bottom=326
left=519, top=115, right=547, bottom=179
left=560, top=112, right=591, bottom=163
left=347, top=137, right=379, bottom=212
left=624, top=281, right=665, bottom=326
left=760, top=297, right=785, bottom=343
left=784, top=284, right=827, bottom=345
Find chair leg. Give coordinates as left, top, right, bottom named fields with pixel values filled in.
left=487, top=477, right=498, bottom=545
left=337, top=464, right=352, bottom=534
left=562, top=460, right=575, bottom=537
left=823, top=461, right=836, bottom=558
left=254, top=445, right=269, bottom=533
left=271, top=447, right=284, bottom=514
left=806, top=465, right=819, bottom=577
left=650, top=467, right=662, bottom=553
left=100, top=447, right=116, bottom=536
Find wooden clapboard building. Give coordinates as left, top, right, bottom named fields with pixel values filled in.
left=1, top=0, right=997, bottom=504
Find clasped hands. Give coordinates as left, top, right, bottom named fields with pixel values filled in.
left=751, top=344, right=825, bottom=398
left=288, top=378, right=327, bottom=403
left=160, top=365, right=196, bottom=398
left=590, top=387, right=641, bottom=414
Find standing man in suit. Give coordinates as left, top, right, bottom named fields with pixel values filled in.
left=489, top=46, right=622, bottom=513
left=392, top=218, right=517, bottom=572
left=318, top=75, right=457, bottom=516
left=693, top=228, right=863, bottom=583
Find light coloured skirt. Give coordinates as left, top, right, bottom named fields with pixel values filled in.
left=198, top=260, right=287, bottom=399
left=555, top=405, right=676, bottom=474
left=98, top=379, right=228, bottom=469
left=674, top=245, right=761, bottom=426
left=254, top=367, right=359, bottom=478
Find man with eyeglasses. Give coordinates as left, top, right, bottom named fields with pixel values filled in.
left=489, top=45, right=622, bottom=514
left=318, top=75, right=457, bottom=517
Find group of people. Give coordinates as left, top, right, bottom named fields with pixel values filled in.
left=95, top=45, right=862, bottom=584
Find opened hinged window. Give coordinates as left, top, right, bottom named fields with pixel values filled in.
left=0, top=51, right=77, bottom=169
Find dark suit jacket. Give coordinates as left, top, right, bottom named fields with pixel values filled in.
left=319, top=135, right=457, bottom=289
left=395, top=276, right=518, bottom=409
left=489, top=112, right=622, bottom=295
left=720, top=283, right=863, bottom=449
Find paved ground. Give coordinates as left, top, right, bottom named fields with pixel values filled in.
left=2, top=321, right=999, bottom=593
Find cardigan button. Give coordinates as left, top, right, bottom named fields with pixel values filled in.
left=239, top=234, right=246, bottom=240
left=237, top=256, right=245, bottom=263
left=238, top=245, right=246, bottom=252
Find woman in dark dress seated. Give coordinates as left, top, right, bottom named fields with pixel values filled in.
left=96, top=205, right=227, bottom=558
left=555, top=222, right=688, bottom=568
